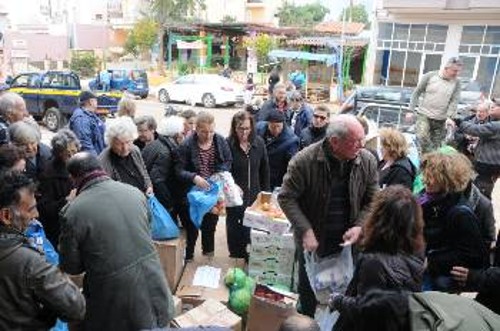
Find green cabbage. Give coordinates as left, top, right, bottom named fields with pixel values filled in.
left=229, top=288, right=252, bottom=315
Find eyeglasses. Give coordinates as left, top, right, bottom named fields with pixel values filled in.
left=313, top=114, right=327, bottom=120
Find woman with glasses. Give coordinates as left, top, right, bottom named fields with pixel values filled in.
left=38, top=129, right=81, bottom=247
left=226, top=110, right=270, bottom=260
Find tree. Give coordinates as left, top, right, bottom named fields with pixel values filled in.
left=70, top=53, right=100, bottom=78
left=338, top=4, right=370, bottom=26
left=149, top=0, right=206, bottom=72
left=221, top=15, right=236, bottom=24
left=277, top=2, right=329, bottom=27
left=124, top=18, right=158, bottom=60
left=243, top=34, right=276, bottom=67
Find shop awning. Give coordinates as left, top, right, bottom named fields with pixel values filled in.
left=267, top=50, right=338, bottom=66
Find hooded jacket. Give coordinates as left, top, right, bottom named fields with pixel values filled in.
left=0, top=226, right=85, bottom=330
left=379, top=157, right=416, bottom=190
left=256, top=122, right=299, bottom=189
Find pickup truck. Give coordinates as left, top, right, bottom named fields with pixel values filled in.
left=7, top=71, right=122, bottom=131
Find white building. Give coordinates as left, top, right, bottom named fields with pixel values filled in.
left=365, top=0, right=500, bottom=98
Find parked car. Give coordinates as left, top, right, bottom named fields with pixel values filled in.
left=89, top=69, right=149, bottom=99
left=7, top=71, right=121, bottom=131
left=341, top=84, right=477, bottom=117
left=157, top=74, right=244, bottom=108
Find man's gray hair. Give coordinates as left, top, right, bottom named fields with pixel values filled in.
left=326, top=118, right=350, bottom=139
left=157, top=116, right=184, bottom=137
left=9, top=121, right=40, bottom=144
left=273, top=82, right=287, bottom=93
left=0, top=92, right=24, bottom=119
left=105, top=116, right=138, bottom=145
left=444, top=56, right=463, bottom=68
left=51, top=129, right=81, bottom=157
left=134, top=115, right=157, bottom=131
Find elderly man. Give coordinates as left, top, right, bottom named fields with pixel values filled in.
left=257, top=82, right=291, bottom=123
left=299, top=105, right=331, bottom=149
left=69, top=91, right=106, bottom=155
left=59, top=152, right=174, bottom=330
left=410, top=57, right=463, bottom=153
left=99, top=116, right=153, bottom=195
left=289, top=91, right=313, bottom=136
left=0, top=172, right=85, bottom=330
left=278, top=114, right=379, bottom=317
left=256, top=110, right=299, bottom=189
left=455, top=99, right=500, bottom=199
left=0, top=92, right=28, bottom=145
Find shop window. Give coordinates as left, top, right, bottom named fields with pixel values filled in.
left=378, top=23, right=393, bottom=40
left=476, top=57, right=497, bottom=97
left=409, top=25, right=426, bottom=42
left=426, top=25, right=448, bottom=43
left=484, top=26, right=500, bottom=45
left=394, top=24, right=410, bottom=41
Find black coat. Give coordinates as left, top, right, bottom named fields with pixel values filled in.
left=256, top=122, right=299, bottom=189
left=142, top=135, right=179, bottom=210
left=25, top=143, right=52, bottom=181
left=464, top=182, right=497, bottom=248
left=0, top=226, right=85, bottom=330
left=299, top=125, right=327, bottom=150
left=227, top=135, right=270, bottom=207
left=421, top=192, right=489, bottom=277
left=176, top=132, right=232, bottom=197
left=379, top=157, right=416, bottom=190
left=468, top=266, right=500, bottom=315
left=37, top=158, right=72, bottom=248
left=256, top=99, right=292, bottom=124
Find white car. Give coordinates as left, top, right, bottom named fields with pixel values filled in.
left=157, top=74, right=244, bottom=108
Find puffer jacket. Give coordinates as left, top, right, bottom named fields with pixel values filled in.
left=346, top=252, right=424, bottom=297
left=0, top=226, right=85, bottom=330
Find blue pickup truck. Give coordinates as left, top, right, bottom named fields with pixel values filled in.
left=7, top=71, right=122, bottom=131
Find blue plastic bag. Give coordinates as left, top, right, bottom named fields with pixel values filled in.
left=25, top=220, right=68, bottom=331
left=187, top=181, right=222, bottom=229
left=25, top=219, right=59, bottom=265
left=148, top=195, right=180, bottom=240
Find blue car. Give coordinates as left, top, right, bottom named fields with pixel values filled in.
left=90, top=69, right=149, bottom=99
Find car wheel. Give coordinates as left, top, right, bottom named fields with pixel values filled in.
left=158, top=89, right=170, bottom=103
left=202, top=93, right=216, bottom=108
left=44, top=107, right=65, bottom=132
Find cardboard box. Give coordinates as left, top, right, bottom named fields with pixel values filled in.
left=154, top=237, right=186, bottom=292
left=246, top=285, right=298, bottom=331
left=248, top=256, right=294, bottom=276
left=173, top=295, right=182, bottom=317
left=250, top=230, right=295, bottom=249
left=172, top=299, right=242, bottom=331
left=248, top=270, right=293, bottom=290
left=243, top=193, right=290, bottom=235
left=175, top=258, right=246, bottom=306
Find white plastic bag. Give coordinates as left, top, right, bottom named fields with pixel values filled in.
left=304, top=245, right=354, bottom=304
left=210, top=172, right=243, bottom=207
left=315, top=307, right=339, bottom=331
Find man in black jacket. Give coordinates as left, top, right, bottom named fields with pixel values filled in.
left=299, top=105, right=330, bottom=149
left=0, top=172, right=85, bottom=330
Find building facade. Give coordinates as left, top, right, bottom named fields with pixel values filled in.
left=365, top=0, right=500, bottom=98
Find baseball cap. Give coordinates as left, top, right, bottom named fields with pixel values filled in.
left=79, top=91, right=97, bottom=104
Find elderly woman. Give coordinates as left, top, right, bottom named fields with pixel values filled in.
left=9, top=121, right=51, bottom=180
left=134, top=115, right=158, bottom=150
left=0, top=144, right=25, bottom=173
left=99, top=116, right=152, bottom=194
left=117, top=97, right=137, bottom=119
left=38, top=129, right=81, bottom=247
left=378, top=128, right=416, bottom=190
left=176, top=111, right=232, bottom=261
left=142, top=115, right=185, bottom=213
left=418, top=152, right=489, bottom=292
left=226, top=110, right=270, bottom=260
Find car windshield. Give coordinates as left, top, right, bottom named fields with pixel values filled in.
left=131, top=70, right=147, bottom=80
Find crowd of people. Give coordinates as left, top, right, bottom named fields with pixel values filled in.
left=0, top=56, right=499, bottom=330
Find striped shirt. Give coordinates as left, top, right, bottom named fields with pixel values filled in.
left=199, top=143, right=216, bottom=179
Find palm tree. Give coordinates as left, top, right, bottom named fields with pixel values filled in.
left=149, top=0, right=205, bottom=73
